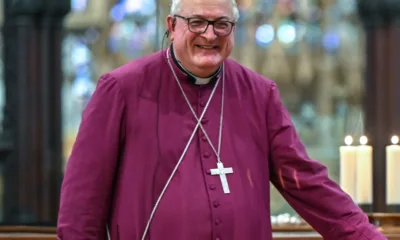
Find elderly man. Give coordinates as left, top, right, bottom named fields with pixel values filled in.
left=57, top=0, right=386, bottom=239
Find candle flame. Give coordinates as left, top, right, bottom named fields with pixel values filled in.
left=344, top=135, right=353, bottom=146
left=360, top=136, right=368, bottom=145
left=391, top=135, right=399, bottom=145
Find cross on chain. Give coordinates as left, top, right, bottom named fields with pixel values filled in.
left=210, top=162, right=233, bottom=194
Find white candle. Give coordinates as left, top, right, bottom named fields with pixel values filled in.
left=386, top=135, right=400, bottom=204
left=340, top=136, right=357, bottom=200
left=355, top=136, right=373, bottom=204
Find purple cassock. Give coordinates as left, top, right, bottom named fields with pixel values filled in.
left=57, top=47, right=386, bottom=240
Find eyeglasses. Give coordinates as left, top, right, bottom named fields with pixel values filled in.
left=174, top=15, right=235, bottom=37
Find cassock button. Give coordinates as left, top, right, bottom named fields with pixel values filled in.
left=200, top=101, right=206, bottom=107
left=206, top=169, right=211, bottom=174
left=201, top=118, right=208, bottom=124
left=203, top=152, right=211, bottom=158
left=201, top=135, right=207, bottom=142
left=216, top=238, right=221, bottom=240
left=215, top=219, right=221, bottom=225
left=213, top=200, right=220, bottom=208
left=209, top=184, right=216, bottom=190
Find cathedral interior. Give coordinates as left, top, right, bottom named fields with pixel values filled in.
left=61, top=0, right=374, bottom=216
left=0, top=0, right=398, bottom=239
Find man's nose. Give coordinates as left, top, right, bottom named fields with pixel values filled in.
left=201, top=24, right=217, bottom=40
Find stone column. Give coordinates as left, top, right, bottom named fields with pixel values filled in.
left=357, top=0, right=400, bottom=213
left=1, top=0, right=70, bottom=224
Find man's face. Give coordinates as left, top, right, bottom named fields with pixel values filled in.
left=167, top=0, right=236, bottom=77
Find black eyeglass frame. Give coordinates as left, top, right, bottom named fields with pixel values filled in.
left=174, top=14, right=236, bottom=37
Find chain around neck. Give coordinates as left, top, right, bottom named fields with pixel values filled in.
left=166, top=47, right=225, bottom=163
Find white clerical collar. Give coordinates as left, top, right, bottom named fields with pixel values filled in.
left=173, top=47, right=220, bottom=85
left=177, top=61, right=213, bottom=85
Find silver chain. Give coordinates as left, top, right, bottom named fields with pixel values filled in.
left=140, top=48, right=223, bottom=240
left=166, top=51, right=225, bottom=163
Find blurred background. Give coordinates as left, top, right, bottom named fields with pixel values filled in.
left=0, top=0, right=398, bottom=231
left=60, top=0, right=365, bottom=217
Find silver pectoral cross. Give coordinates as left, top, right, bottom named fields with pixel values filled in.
left=210, top=162, right=233, bottom=194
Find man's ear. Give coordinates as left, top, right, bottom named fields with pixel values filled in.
left=166, top=15, right=176, bottom=40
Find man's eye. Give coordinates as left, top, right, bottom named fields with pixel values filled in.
left=215, top=22, right=230, bottom=28
left=190, top=20, right=206, bottom=26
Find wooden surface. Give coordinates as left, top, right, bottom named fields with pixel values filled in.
left=0, top=232, right=398, bottom=240
left=0, top=226, right=397, bottom=240
left=0, top=236, right=55, bottom=240
left=273, top=232, right=400, bottom=240
left=0, top=226, right=56, bottom=233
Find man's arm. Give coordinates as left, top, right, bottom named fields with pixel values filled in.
left=266, top=83, right=386, bottom=240
left=57, top=74, right=126, bottom=240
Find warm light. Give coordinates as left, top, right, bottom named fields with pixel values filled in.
left=360, top=136, right=368, bottom=145
left=344, top=135, right=353, bottom=146
left=391, top=135, right=399, bottom=145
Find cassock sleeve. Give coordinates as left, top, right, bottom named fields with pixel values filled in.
left=57, top=74, right=125, bottom=240
left=266, top=83, right=386, bottom=240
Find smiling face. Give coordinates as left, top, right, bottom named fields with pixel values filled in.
left=167, top=0, right=236, bottom=77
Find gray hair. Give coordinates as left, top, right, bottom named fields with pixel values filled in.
left=170, top=0, right=240, bottom=22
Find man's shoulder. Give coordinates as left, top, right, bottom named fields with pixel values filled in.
left=107, top=50, right=165, bottom=82
left=225, top=58, right=275, bottom=89
left=97, top=50, right=166, bottom=98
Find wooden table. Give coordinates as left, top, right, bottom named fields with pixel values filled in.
left=271, top=213, right=400, bottom=239
left=0, top=221, right=397, bottom=240
left=0, top=232, right=397, bottom=240
left=273, top=232, right=400, bottom=240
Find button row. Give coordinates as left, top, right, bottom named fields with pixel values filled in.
left=213, top=200, right=220, bottom=208
left=197, top=111, right=221, bottom=239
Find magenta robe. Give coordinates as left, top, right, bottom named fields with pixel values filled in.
left=57, top=48, right=385, bottom=240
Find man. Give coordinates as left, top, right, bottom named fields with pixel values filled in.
left=57, top=0, right=386, bottom=239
